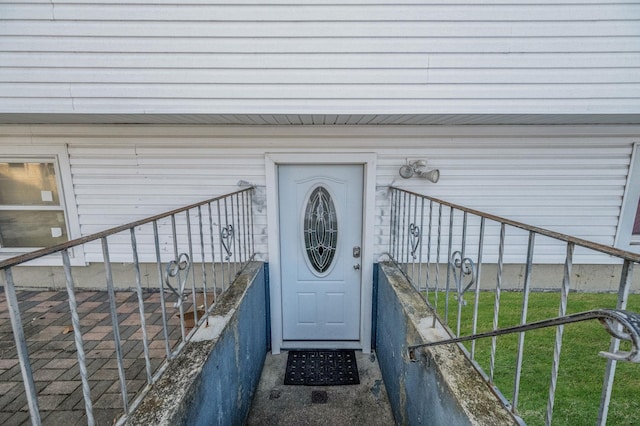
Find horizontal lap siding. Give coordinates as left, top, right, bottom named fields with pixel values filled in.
left=69, top=145, right=267, bottom=262
left=1, top=2, right=639, bottom=114
left=375, top=141, right=632, bottom=264
left=53, top=128, right=640, bottom=264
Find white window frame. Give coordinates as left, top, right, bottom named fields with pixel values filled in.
left=615, top=142, right=640, bottom=252
left=0, top=146, right=84, bottom=266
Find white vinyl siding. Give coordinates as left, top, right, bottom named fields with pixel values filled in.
left=0, top=124, right=636, bottom=265
left=1, top=2, right=639, bottom=115
left=375, top=144, right=631, bottom=263
left=69, top=146, right=266, bottom=263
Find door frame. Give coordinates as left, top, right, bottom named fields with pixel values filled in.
left=265, top=152, right=376, bottom=354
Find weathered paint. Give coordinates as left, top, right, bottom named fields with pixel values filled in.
left=126, top=261, right=267, bottom=426
left=375, top=261, right=518, bottom=425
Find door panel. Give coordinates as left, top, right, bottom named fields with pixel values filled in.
left=279, top=164, right=363, bottom=341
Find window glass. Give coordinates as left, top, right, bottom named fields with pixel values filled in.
left=0, top=162, right=60, bottom=205
left=0, top=211, right=67, bottom=248
left=633, top=198, right=640, bottom=236
left=0, top=159, right=69, bottom=249
left=303, top=186, right=338, bottom=274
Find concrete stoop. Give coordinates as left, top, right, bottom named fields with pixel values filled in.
left=247, top=351, right=395, bottom=426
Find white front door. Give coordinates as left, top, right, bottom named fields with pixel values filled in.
left=279, top=164, right=363, bottom=341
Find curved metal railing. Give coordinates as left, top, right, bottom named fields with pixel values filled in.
left=1, top=187, right=255, bottom=426
left=387, top=186, right=640, bottom=426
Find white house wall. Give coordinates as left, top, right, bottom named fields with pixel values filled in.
left=1, top=1, right=639, bottom=115
left=0, top=125, right=638, bottom=266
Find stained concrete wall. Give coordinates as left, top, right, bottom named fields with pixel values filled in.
left=126, top=261, right=267, bottom=426
left=387, top=263, right=640, bottom=294
left=6, top=262, right=640, bottom=293
left=4, top=262, right=244, bottom=291
left=375, top=262, right=519, bottom=426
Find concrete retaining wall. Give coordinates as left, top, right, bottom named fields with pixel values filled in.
left=126, top=261, right=267, bottom=426
left=6, top=262, right=639, bottom=293
left=375, top=262, right=519, bottom=426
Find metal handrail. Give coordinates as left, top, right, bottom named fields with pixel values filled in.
left=1, top=187, right=257, bottom=426
left=408, top=309, right=640, bottom=363
left=0, top=186, right=255, bottom=270
left=386, top=186, right=640, bottom=426
left=391, top=187, right=640, bottom=264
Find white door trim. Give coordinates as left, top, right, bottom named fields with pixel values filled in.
left=266, top=152, right=377, bottom=354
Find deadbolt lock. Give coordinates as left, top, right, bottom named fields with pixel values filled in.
left=353, top=246, right=361, bottom=258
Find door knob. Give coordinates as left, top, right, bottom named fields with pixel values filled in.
left=353, top=264, right=361, bottom=270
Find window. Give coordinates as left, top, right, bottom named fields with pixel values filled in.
left=633, top=199, right=640, bottom=244
left=616, top=143, right=640, bottom=251
left=0, top=160, right=69, bottom=249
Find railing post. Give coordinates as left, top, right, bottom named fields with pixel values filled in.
left=242, top=191, right=249, bottom=264
left=170, top=214, right=187, bottom=342
left=433, top=203, right=442, bottom=326
left=444, top=207, right=454, bottom=323
left=61, top=249, right=96, bottom=426
left=101, top=237, right=129, bottom=413
left=130, top=228, right=153, bottom=385
left=231, top=194, right=238, bottom=277
left=490, top=223, right=506, bottom=382
left=249, top=188, right=255, bottom=257
left=418, top=197, right=425, bottom=295
left=597, top=259, right=634, bottom=425
left=388, top=188, right=396, bottom=260
left=210, top=202, right=221, bottom=298
left=513, top=231, right=535, bottom=413
left=400, top=191, right=407, bottom=271
left=546, top=242, right=574, bottom=426
left=456, top=211, right=469, bottom=337
left=153, top=221, right=172, bottom=359
left=2, top=267, right=41, bottom=425
left=216, top=200, right=226, bottom=292
left=197, top=205, right=209, bottom=320
left=471, top=217, right=485, bottom=360
left=425, top=199, right=433, bottom=296
left=186, top=210, right=199, bottom=328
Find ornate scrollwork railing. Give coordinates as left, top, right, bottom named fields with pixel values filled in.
left=409, top=223, right=421, bottom=259
left=220, top=224, right=234, bottom=260
left=449, top=250, right=476, bottom=305
left=387, top=186, right=640, bottom=424
left=164, top=252, right=191, bottom=309
left=408, top=309, right=640, bottom=363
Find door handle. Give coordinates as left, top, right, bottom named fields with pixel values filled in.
left=353, top=264, right=361, bottom=270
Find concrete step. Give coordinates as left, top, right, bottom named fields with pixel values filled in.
left=247, top=351, right=395, bottom=425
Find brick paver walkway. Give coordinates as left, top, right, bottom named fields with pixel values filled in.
left=0, top=289, right=184, bottom=425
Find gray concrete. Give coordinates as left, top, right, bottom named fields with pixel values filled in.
left=5, top=262, right=244, bottom=291
left=247, top=351, right=395, bottom=426
left=126, top=261, right=267, bottom=426
left=376, top=262, right=519, bottom=426
left=7, top=262, right=639, bottom=292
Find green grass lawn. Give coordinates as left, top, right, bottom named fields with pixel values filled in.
left=428, top=291, right=640, bottom=426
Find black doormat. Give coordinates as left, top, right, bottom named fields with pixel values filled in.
left=284, top=350, right=360, bottom=386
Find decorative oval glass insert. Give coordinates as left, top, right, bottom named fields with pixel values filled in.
left=303, top=186, right=338, bottom=274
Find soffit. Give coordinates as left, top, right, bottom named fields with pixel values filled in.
left=1, top=114, right=640, bottom=126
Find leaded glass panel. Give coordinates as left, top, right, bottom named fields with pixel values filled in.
left=303, top=186, right=338, bottom=274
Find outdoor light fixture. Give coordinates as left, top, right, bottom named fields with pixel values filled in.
left=399, top=160, right=440, bottom=183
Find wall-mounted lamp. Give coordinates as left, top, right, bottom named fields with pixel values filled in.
left=399, top=160, right=440, bottom=183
